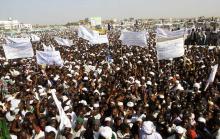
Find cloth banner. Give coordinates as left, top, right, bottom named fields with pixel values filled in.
left=156, top=28, right=186, bottom=38
left=5, top=37, right=30, bottom=44
left=51, top=91, right=72, bottom=130
left=204, top=64, right=218, bottom=91
left=156, top=38, right=185, bottom=60
left=3, top=42, right=34, bottom=59
left=119, top=31, right=147, bottom=47
left=36, top=50, right=63, bottom=66
left=54, top=37, right=73, bottom=47
left=31, top=34, right=40, bottom=42
left=78, top=26, right=109, bottom=44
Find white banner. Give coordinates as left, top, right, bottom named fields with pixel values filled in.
left=156, top=38, right=185, bottom=60
left=204, top=64, right=218, bottom=91
left=119, top=31, right=147, bottom=47
left=78, top=26, right=109, bottom=44
left=31, top=34, right=40, bottom=42
left=156, top=28, right=186, bottom=38
left=3, top=42, right=34, bottom=59
left=5, top=37, right=30, bottom=44
left=36, top=50, right=63, bottom=66
left=54, top=37, right=73, bottom=47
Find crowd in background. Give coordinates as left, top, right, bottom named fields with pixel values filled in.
left=0, top=25, right=219, bottom=139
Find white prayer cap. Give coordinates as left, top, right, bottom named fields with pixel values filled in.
left=141, top=76, right=145, bottom=80
left=104, top=117, right=111, bottom=122
left=45, top=126, right=57, bottom=135
left=83, top=76, right=89, bottom=81
left=99, top=126, right=112, bottom=139
left=175, top=126, right=186, bottom=134
left=75, top=65, right=80, bottom=69
left=64, top=106, right=70, bottom=112
left=94, top=89, right=100, bottom=95
left=79, top=100, right=87, bottom=106
left=6, top=112, right=15, bottom=122
left=4, top=76, right=10, bottom=80
left=193, top=83, right=200, bottom=89
left=175, top=80, right=180, bottom=84
left=135, top=80, right=140, bottom=85
left=10, top=69, right=20, bottom=77
left=74, top=72, right=79, bottom=76
left=142, top=121, right=156, bottom=134
left=149, top=72, right=155, bottom=76
left=62, top=95, right=68, bottom=102
left=93, top=103, right=99, bottom=108
left=169, top=76, right=173, bottom=80
left=54, top=75, right=60, bottom=81
left=117, top=102, right=123, bottom=106
left=137, top=61, right=142, bottom=64
left=116, top=67, right=120, bottom=71
left=82, top=87, right=88, bottom=92
left=198, top=117, right=206, bottom=124
left=146, top=81, right=152, bottom=86
left=159, top=94, right=165, bottom=99
left=127, top=102, right=134, bottom=107
left=67, top=74, right=72, bottom=77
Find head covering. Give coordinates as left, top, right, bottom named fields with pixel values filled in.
left=198, top=117, right=206, bottom=124
left=142, top=121, right=156, bottom=134
left=104, top=117, right=111, bottom=122
left=45, top=126, right=57, bottom=135
left=175, top=126, right=186, bottom=134
left=99, top=126, right=112, bottom=139
left=76, top=117, right=84, bottom=125
left=127, top=102, right=134, bottom=107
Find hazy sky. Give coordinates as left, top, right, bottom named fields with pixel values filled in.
left=0, top=0, right=219, bottom=24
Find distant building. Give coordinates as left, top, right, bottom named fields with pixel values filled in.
left=0, top=18, right=32, bottom=30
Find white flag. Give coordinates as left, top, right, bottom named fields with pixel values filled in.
left=156, top=38, right=185, bottom=60
left=54, top=37, right=73, bottom=47
left=156, top=28, right=186, bottom=38
left=204, top=64, right=218, bottom=91
left=36, top=50, right=63, bottom=66
left=119, top=31, right=147, bottom=47
left=31, top=34, right=40, bottom=42
left=51, top=90, right=72, bottom=130
left=3, top=42, right=34, bottom=59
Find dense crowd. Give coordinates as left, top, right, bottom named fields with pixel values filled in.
left=0, top=26, right=219, bottom=139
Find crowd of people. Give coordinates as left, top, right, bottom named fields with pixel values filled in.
left=0, top=25, right=219, bottom=139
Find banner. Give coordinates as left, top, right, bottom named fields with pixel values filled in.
left=31, top=34, right=40, bottom=42
left=156, top=28, right=186, bottom=38
left=90, top=17, right=102, bottom=26
left=3, top=42, right=34, bottom=59
left=156, top=38, right=184, bottom=60
left=36, top=51, right=63, bottom=66
left=119, top=31, right=147, bottom=47
left=54, top=37, right=73, bottom=47
left=5, top=37, right=30, bottom=44
left=204, top=64, right=218, bottom=91
left=78, top=26, right=109, bottom=44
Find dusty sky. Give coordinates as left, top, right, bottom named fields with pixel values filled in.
left=0, top=0, right=219, bottom=24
